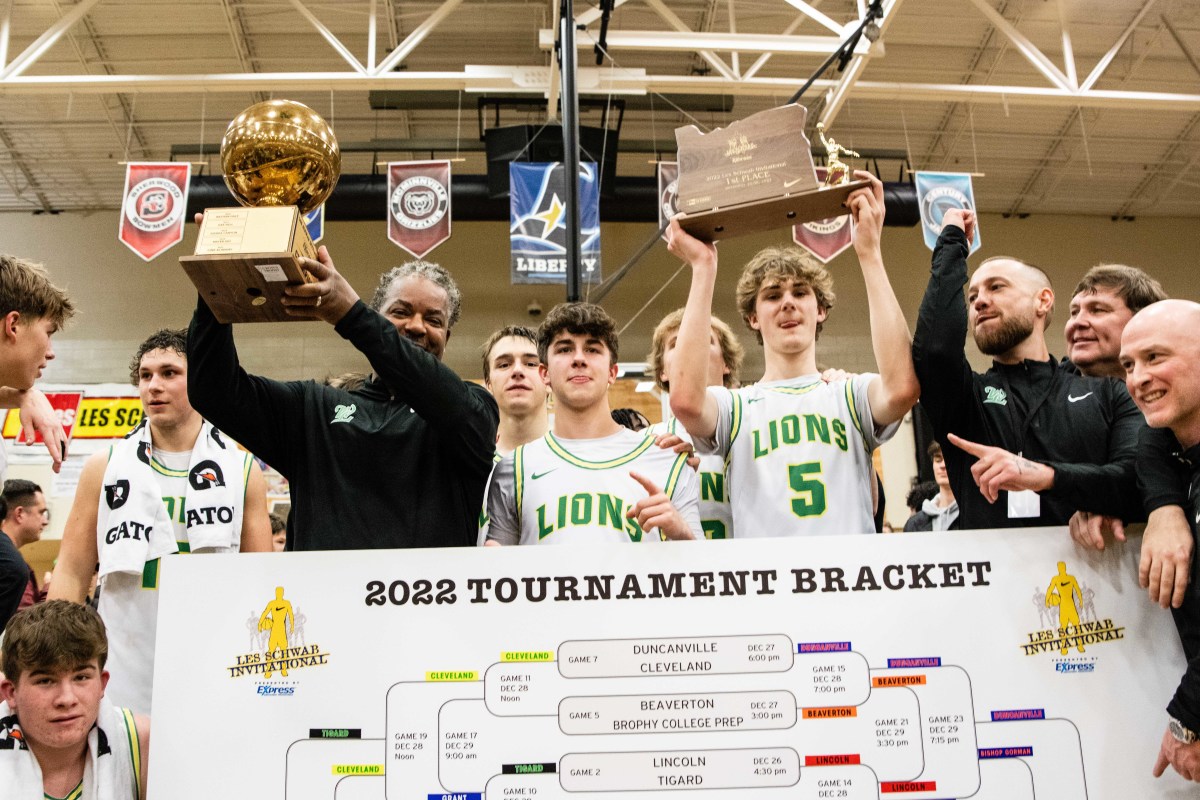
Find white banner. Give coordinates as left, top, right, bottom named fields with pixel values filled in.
left=150, top=529, right=1193, bottom=799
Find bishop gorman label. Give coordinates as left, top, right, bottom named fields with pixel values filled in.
left=119, top=162, right=190, bottom=261
left=388, top=160, right=452, bottom=258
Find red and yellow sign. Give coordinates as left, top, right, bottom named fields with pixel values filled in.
left=3, top=397, right=144, bottom=440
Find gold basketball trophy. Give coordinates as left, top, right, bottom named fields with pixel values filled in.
left=673, top=104, right=868, bottom=242
left=180, top=99, right=341, bottom=323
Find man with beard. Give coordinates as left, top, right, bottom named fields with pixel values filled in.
left=911, top=209, right=1142, bottom=529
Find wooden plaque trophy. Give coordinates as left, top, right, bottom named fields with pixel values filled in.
left=674, top=104, right=868, bottom=242
left=180, top=100, right=341, bottom=323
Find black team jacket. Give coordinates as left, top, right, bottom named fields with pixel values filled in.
left=911, top=225, right=1143, bottom=529
left=188, top=297, right=498, bottom=551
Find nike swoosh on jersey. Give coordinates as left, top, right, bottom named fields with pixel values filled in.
left=531, top=469, right=557, bottom=480
left=1067, top=392, right=1094, bottom=403
left=747, top=398, right=764, bottom=404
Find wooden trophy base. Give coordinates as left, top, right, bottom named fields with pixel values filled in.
left=676, top=179, right=869, bottom=243
left=180, top=206, right=317, bottom=323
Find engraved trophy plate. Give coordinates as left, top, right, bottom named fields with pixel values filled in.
left=179, top=99, right=340, bottom=323
left=674, top=104, right=868, bottom=242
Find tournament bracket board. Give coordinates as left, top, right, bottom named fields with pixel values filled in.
left=150, top=529, right=1193, bottom=798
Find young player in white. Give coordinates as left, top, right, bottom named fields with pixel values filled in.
left=50, top=330, right=271, bottom=714
left=666, top=173, right=919, bottom=536
left=482, top=325, right=550, bottom=458
left=647, top=308, right=743, bottom=540
left=486, top=303, right=701, bottom=545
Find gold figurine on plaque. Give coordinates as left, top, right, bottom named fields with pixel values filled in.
left=816, top=122, right=861, bottom=187
left=673, top=104, right=869, bottom=242
left=180, top=99, right=341, bottom=323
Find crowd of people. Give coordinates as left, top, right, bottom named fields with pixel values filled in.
left=1, top=172, right=1200, bottom=794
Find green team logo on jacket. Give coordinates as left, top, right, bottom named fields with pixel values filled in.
left=330, top=404, right=357, bottom=424
left=983, top=387, right=1007, bottom=406
left=536, top=492, right=648, bottom=542
left=752, top=413, right=848, bottom=459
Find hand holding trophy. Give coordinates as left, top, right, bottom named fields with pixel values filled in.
left=673, top=104, right=869, bottom=242
left=180, top=99, right=341, bottom=323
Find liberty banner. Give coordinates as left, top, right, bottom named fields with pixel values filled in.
left=388, top=161, right=452, bottom=259
left=150, top=528, right=1193, bottom=799
left=914, top=172, right=982, bottom=254
left=510, top=162, right=602, bottom=284
left=118, top=162, right=190, bottom=261
left=792, top=167, right=854, bottom=263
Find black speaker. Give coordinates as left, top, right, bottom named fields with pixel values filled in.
left=484, top=124, right=619, bottom=199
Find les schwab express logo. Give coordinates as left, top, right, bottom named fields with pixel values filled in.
left=229, top=586, right=329, bottom=696
left=1020, top=561, right=1124, bottom=674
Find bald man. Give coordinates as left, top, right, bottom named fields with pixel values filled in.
left=911, top=209, right=1143, bottom=529
left=1120, top=300, right=1200, bottom=783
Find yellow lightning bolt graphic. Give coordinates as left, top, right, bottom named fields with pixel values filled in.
left=533, top=194, right=566, bottom=239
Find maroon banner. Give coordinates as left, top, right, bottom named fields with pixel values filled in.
left=119, top=162, right=190, bottom=262
left=656, top=161, right=679, bottom=241
left=388, top=160, right=452, bottom=259
left=792, top=167, right=854, bottom=264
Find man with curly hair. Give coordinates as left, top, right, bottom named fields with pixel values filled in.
left=665, top=174, right=918, bottom=537
left=50, top=329, right=270, bottom=714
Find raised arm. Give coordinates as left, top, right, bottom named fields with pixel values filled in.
left=912, top=211, right=978, bottom=435
left=48, top=451, right=106, bottom=604
left=850, top=173, right=919, bottom=427
left=187, top=297, right=305, bottom=471
left=664, top=219, right=721, bottom=441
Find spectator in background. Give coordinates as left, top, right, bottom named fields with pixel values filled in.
left=612, top=408, right=650, bottom=432
left=902, top=481, right=939, bottom=532
left=0, top=479, right=49, bottom=630
left=269, top=513, right=287, bottom=552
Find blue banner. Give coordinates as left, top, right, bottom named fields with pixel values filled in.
left=914, top=172, right=980, bottom=254
left=509, top=162, right=602, bottom=285
left=304, top=204, right=324, bottom=244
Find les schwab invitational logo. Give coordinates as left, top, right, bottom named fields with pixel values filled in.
left=1020, top=561, right=1125, bottom=673
left=229, top=586, right=329, bottom=694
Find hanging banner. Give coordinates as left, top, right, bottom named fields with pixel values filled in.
left=388, top=161, right=452, bottom=259
left=118, top=162, right=190, bottom=261
left=792, top=167, right=854, bottom=263
left=510, top=162, right=602, bottom=285
left=657, top=161, right=679, bottom=242
left=915, top=172, right=981, bottom=254
left=304, top=205, right=325, bottom=245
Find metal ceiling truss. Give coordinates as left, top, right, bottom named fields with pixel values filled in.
left=0, top=0, right=1188, bottom=114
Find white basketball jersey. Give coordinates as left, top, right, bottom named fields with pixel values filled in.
left=699, top=374, right=895, bottom=536
left=99, top=447, right=246, bottom=714
left=649, top=418, right=734, bottom=540
left=486, top=428, right=700, bottom=545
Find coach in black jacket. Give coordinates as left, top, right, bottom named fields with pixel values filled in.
left=911, top=210, right=1142, bottom=530
left=188, top=247, right=498, bottom=551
